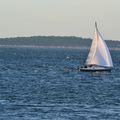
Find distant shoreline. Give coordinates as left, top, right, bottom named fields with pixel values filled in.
left=0, top=36, right=119, bottom=49
left=0, top=35, right=119, bottom=41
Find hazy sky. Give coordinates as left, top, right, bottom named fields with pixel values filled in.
left=0, top=0, right=120, bottom=40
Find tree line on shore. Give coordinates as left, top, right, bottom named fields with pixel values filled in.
left=0, top=36, right=119, bottom=48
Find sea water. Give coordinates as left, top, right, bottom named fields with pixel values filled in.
left=0, top=47, right=120, bottom=120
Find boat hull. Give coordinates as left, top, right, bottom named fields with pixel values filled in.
left=80, top=66, right=112, bottom=72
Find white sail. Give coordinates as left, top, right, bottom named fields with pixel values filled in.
left=86, top=22, right=113, bottom=67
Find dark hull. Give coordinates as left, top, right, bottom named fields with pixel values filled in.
left=80, top=67, right=112, bottom=72
left=80, top=68, right=111, bottom=72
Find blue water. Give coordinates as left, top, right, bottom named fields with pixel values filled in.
left=0, top=47, right=120, bottom=120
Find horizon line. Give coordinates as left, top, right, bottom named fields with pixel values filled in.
left=0, top=35, right=119, bottom=41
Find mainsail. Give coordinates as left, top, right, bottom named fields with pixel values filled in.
left=86, top=22, right=113, bottom=67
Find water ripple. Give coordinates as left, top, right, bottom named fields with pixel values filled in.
left=0, top=47, right=120, bottom=120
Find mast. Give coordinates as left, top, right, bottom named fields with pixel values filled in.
left=95, top=22, right=97, bottom=30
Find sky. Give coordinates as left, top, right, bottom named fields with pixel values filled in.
left=0, top=0, right=120, bottom=40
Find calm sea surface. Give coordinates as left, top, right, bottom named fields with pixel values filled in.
left=0, top=47, right=120, bottom=120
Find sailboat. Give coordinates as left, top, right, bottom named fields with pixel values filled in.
left=80, top=22, right=113, bottom=72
